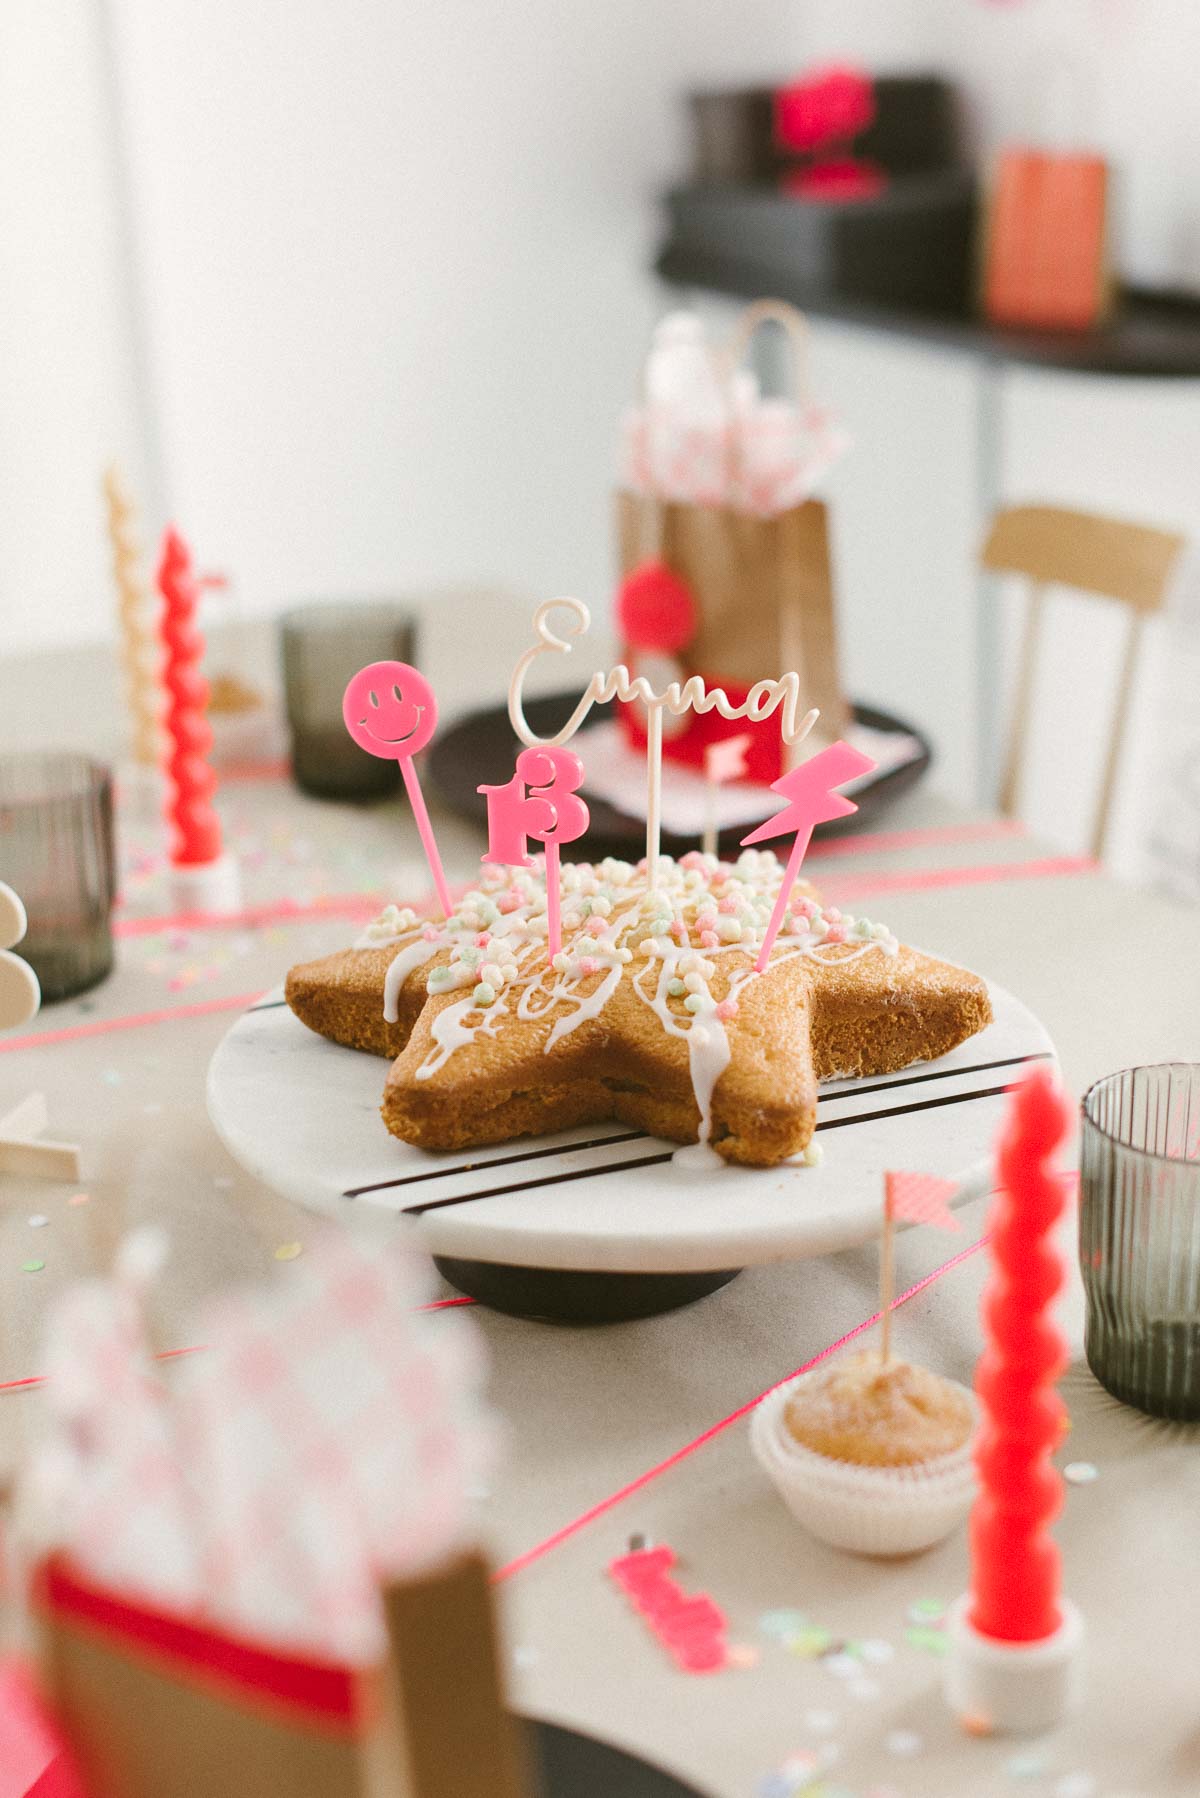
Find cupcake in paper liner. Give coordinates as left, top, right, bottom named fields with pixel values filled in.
left=751, top=1349, right=977, bottom=1557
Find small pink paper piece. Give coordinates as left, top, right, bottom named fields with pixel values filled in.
left=479, top=747, right=589, bottom=958
left=341, top=662, right=452, bottom=917
left=704, top=732, right=753, bottom=786
left=885, top=1170, right=962, bottom=1234
left=742, top=739, right=877, bottom=972
left=608, top=1545, right=729, bottom=1675
left=0, top=1660, right=87, bottom=1798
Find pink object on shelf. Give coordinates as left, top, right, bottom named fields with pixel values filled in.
left=968, top=1066, right=1073, bottom=1644
left=156, top=528, right=223, bottom=869
left=783, top=158, right=886, bottom=202
left=479, top=746, right=589, bottom=959
left=741, top=740, right=877, bottom=971
left=774, top=64, right=876, bottom=154
left=341, top=661, right=451, bottom=918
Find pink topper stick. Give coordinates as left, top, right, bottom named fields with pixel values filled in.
left=479, top=747, right=589, bottom=959
left=741, top=740, right=877, bottom=972
left=342, top=661, right=452, bottom=918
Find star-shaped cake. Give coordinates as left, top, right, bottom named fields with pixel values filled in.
left=285, top=851, right=992, bottom=1169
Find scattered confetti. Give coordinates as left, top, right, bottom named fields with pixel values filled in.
left=1053, top=1777, right=1098, bottom=1798
left=853, top=1638, right=894, bottom=1665
left=726, top=1643, right=761, bottom=1669
left=803, top=1710, right=839, bottom=1735
left=27, top=1215, right=49, bottom=1229
left=511, top=1645, right=539, bottom=1669
left=1007, top=1752, right=1048, bottom=1779
left=21, top=1261, right=45, bottom=1275
left=68, top=1193, right=91, bottom=1207
left=274, top=1242, right=304, bottom=1262
left=102, top=1069, right=122, bottom=1086
left=884, top=1730, right=923, bottom=1758
left=822, top=1651, right=859, bottom=1680
left=1063, top=1462, right=1099, bottom=1485
left=906, top=1597, right=945, bottom=1623
left=789, top=1626, right=835, bottom=1660
left=760, top=1609, right=809, bottom=1640
left=627, top=1532, right=648, bottom=1553
left=905, top=1625, right=949, bottom=1656
left=960, top=1711, right=993, bottom=1737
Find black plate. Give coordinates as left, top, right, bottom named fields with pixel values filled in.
left=429, top=693, right=931, bottom=860
left=529, top=1716, right=709, bottom=1796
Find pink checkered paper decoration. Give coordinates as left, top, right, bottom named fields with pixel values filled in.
left=175, top=1226, right=494, bottom=1663
left=885, top=1169, right=962, bottom=1233
left=31, top=1231, right=203, bottom=1613
left=25, top=1228, right=493, bottom=1669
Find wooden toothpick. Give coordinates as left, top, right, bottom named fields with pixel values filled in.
left=879, top=1175, right=896, bottom=1364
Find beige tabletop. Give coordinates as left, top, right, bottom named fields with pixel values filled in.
left=2, top=630, right=1199, bottom=1798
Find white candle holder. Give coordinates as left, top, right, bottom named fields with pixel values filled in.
left=944, top=1593, right=1084, bottom=1734
left=167, top=852, right=243, bottom=919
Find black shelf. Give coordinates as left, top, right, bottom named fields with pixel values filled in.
left=657, top=186, right=1200, bottom=378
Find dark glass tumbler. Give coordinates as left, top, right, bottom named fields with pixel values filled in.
left=1080, top=1063, right=1200, bottom=1420
left=0, top=753, right=116, bottom=1001
left=281, top=602, right=417, bottom=800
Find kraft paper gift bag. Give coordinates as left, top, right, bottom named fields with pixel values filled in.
left=617, top=299, right=849, bottom=785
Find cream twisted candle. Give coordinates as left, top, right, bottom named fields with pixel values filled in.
left=103, top=464, right=160, bottom=767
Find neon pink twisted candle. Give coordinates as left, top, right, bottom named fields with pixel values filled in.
left=157, top=527, right=222, bottom=867
left=969, top=1065, right=1072, bottom=1643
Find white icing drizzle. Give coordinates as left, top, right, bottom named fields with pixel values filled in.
left=371, top=853, right=900, bottom=1132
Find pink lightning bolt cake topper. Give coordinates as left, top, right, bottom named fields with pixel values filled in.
left=479, top=746, right=590, bottom=960
left=742, top=739, right=877, bottom=972
left=343, top=662, right=453, bottom=917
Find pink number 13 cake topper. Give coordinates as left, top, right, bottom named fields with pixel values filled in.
left=343, top=662, right=453, bottom=918
left=479, top=746, right=590, bottom=960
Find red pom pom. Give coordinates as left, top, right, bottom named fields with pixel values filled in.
left=616, top=561, right=697, bottom=655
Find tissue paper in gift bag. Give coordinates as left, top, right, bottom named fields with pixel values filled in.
left=617, top=301, right=848, bottom=783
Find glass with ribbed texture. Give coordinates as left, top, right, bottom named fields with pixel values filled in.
left=1080, top=1064, right=1200, bottom=1420
left=0, top=753, right=115, bottom=1001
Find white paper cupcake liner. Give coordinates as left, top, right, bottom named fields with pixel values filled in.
left=750, top=1367, right=978, bottom=1557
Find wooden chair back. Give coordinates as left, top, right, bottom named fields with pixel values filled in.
left=981, top=504, right=1185, bottom=859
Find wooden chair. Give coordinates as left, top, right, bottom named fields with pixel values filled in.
left=981, top=503, right=1186, bottom=860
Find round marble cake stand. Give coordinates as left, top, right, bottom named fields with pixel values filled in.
left=207, top=974, right=1054, bottom=1323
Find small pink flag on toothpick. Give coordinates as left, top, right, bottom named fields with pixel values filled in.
left=741, top=739, right=877, bottom=972
left=701, top=732, right=753, bottom=859
left=479, top=746, right=590, bottom=960
left=886, top=1169, right=962, bottom=1234
left=879, top=1169, right=962, bottom=1362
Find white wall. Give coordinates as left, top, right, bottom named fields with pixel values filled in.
left=99, top=0, right=801, bottom=634
left=0, top=1, right=148, bottom=653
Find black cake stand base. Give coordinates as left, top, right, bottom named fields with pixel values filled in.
left=435, top=1256, right=741, bottom=1324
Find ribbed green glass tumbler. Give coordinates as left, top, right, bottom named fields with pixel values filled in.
left=1080, top=1064, right=1200, bottom=1420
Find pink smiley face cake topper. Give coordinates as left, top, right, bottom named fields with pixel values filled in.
left=342, top=661, right=438, bottom=760
left=342, top=660, right=452, bottom=918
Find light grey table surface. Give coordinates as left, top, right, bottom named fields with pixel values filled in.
left=1, top=627, right=1198, bottom=1798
